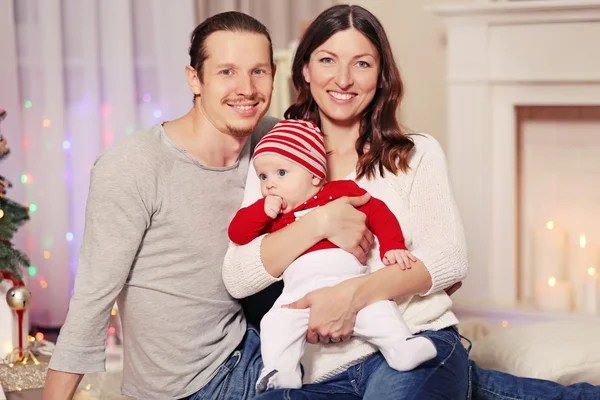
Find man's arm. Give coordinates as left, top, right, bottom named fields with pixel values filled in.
left=43, top=144, right=154, bottom=399
left=43, top=370, right=83, bottom=400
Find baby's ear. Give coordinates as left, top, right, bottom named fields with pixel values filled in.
left=312, top=176, right=323, bottom=187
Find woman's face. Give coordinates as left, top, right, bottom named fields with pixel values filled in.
left=303, top=28, right=380, bottom=126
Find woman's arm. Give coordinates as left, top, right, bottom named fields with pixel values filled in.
left=222, top=162, right=374, bottom=299
left=285, top=137, right=468, bottom=343
left=352, top=136, right=468, bottom=303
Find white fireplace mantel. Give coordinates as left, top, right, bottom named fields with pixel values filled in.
left=429, top=1, right=600, bottom=308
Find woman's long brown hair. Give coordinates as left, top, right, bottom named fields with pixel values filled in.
left=285, top=4, right=414, bottom=179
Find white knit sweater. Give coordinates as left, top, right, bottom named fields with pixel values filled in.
left=222, top=133, right=468, bottom=383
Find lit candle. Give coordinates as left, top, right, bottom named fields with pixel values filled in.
left=534, top=276, right=573, bottom=313
left=532, top=221, right=567, bottom=286
left=570, top=234, right=599, bottom=311
left=582, top=267, right=599, bottom=315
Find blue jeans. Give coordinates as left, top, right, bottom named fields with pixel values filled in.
left=254, top=326, right=470, bottom=400
left=470, top=360, right=600, bottom=400
left=190, top=326, right=600, bottom=400
left=189, top=326, right=264, bottom=400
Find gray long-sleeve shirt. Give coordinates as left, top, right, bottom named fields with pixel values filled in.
left=49, top=118, right=277, bottom=399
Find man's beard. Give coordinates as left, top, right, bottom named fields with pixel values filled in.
left=223, top=95, right=269, bottom=138
left=226, top=123, right=256, bottom=138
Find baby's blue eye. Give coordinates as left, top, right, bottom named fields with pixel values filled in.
left=259, top=173, right=267, bottom=180
left=278, top=170, right=286, bottom=177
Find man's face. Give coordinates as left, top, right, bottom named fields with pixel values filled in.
left=197, top=31, right=274, bottom=138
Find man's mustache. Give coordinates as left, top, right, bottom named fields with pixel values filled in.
left=224, top=96, right=265, bottom=105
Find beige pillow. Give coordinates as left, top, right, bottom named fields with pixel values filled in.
left=469, top=320, right=600, bottom=385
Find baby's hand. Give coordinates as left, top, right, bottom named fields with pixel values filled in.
left=264, top=195, right=286, bottom=219
left=383, top=249, right=417, bottom=271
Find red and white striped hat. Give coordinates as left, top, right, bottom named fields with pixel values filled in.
left=253, top=119, right=327, bottom=179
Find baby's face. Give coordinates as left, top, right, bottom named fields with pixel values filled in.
left=254, top=155, right=321, bottom=213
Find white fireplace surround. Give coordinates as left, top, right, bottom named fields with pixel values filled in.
left=429, top=1, right=600, bottom=309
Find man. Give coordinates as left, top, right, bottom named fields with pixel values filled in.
left=43, top=12, right=279, bottom=400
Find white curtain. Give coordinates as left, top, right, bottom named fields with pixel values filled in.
left=0, top=0, right=332, bottom=328
left=196, top=0, right=334, bottom=49
left=0, top=0, right=195, bottom=327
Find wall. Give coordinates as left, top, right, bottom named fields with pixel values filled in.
left=335, top=0, right=476, bottom=149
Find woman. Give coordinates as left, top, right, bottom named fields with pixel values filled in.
left=223, top=5, right=599, bottom=399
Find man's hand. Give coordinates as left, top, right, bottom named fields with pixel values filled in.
left=317, top=194, right=374, bottom=264
left=383, top=249, right=417, bottom=270
left=264, top=195, right=286, bottom=219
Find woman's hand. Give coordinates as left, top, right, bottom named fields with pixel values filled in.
left=284, top=279, right=362, bottom=344
left=316, top=194, right=374, bottom=264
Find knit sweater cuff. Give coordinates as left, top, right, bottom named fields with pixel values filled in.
left=222, top=234, right=282, bottom=299
left=412, top=247, right=458, bottom=296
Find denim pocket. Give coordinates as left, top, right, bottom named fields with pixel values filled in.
left=420, top=327, right=459, bottom=347
left=216, top=350, right=242, bottom=400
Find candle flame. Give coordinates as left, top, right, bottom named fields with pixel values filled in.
left=589, top=267, right=596, bottom=277
left=546, top=221, right=555, bottom=230
left=548, top=276, right=557, bottom=287
left=580, top=234, right=587, bottom=248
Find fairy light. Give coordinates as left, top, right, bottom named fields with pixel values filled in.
left=501, top=320, right=509, bottom=328
left=66, top=232, right=74, bottom=242
left=28, top=266, right=37, bottom=276
left=548, top=276, right=557, bottom=287
left=43, top=251, right=51, bottom=260
left=29, top=204, right=37, bottom=212
left=143, top=94, right=151, bottom=103
left=580, top=234, right=587, bottom=248
left=153, top=110, right=162, bottom=118
left=24, top=100, right=32, bottom=109
left=62, top=140, right=71, bottom=149
left=546, top=221, right=555, bottom=230
left=39, top=277, right=48, bottom=289
left=0, top=209, right=4, bottom=219
left=589, top=267, right=596, bottom=277
left=103, top=130, right=113, bottom=144
left=42, top=119, right=51, bottom=128
left=111, top=309, right=117, bottom=316
left=35, top=332, right=44, bottom=341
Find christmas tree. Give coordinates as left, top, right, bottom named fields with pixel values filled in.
left=0, top=109, right=30, bottom=281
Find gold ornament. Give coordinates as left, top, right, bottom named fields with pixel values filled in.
left=6, top=286, right=32, bottom=311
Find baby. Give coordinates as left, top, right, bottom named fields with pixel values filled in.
left=228, top=119, right=437, bottom=392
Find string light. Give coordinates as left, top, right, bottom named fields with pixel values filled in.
left=24, top=100, right=32, bottom=109
left=143, top=94, right=151, bottom=103
left=28, top=266, right=37, bottom=276
left=62, top=140, right=71, bottom=149
left=66, top=232, right=74, bottom=241
left=39, top=277, right=48, bottom=289
left=0, top=209, right=4, bottom=219
left=35, top=332, right=44, bottom=341
left=29, top=204, right=37, bottom=212
left=103, top=130, right=113, bottom=144
left=43, top=251, right=51, bottom=260
left=153, top=110, right=162, bottom=118
left=111, top=309, right=117, bottom=316
left=43, top=119, right=51, bottom=128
